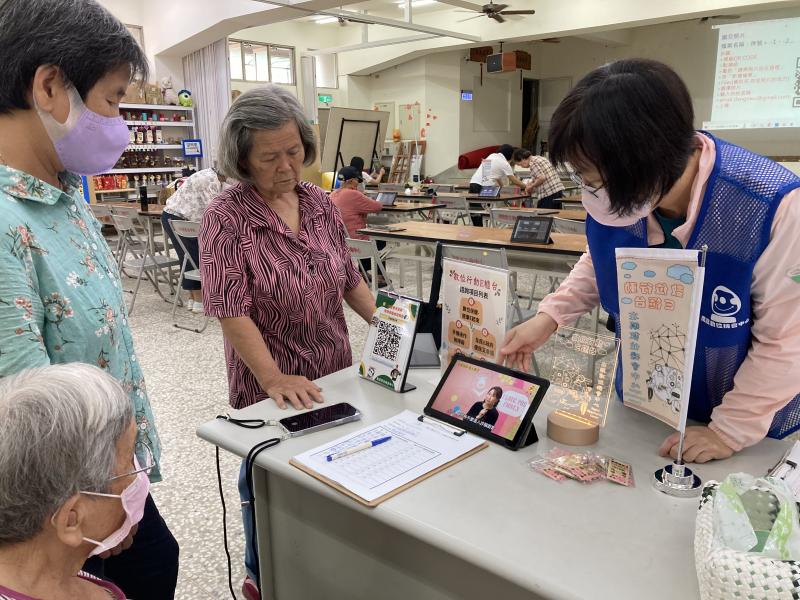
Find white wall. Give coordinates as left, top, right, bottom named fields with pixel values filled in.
left=96, top=0, right=142, bottom=26
left=530, top=5, right=800, bottom=155
left=424, top=52, right=461, bottom=175
left=229, top=21, right=361, bottom=111
left=459, top=59, right=523, bottom=156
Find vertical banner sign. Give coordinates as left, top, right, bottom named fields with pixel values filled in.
left=615, top=248, right=706, bottom=431
left=441, top=258, right=509, bottom=366
left=359, top=291, right=420, bottom=392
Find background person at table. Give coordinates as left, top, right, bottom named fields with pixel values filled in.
left=465, top=386, right=503, bottom=428
left=0, top=364, right=148, bottom=600
left=468, top=144, right=530, bottom=225
left=351, top=155, right=386, bottom=185
left=161, top=167, right=237, bottom=313
left=200, top=85, right=377, bottom=600
left=330, top=165, right=386, bottom=286
left=527, top=153, right=565, bottom=209
left=333, top=155, right=385, bottom=190
left=511, top=148, right=537, bottom=207
left=0, top=1, right=178, bottom=596
left=500, top=59, right=800, bottom=464
left=468, top=144, right=530, bottom=194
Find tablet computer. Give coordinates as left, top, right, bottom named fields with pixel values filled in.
left=424, top=355, right=550, bottom=450
left=376, top=192, right=398, bottom=206
left=478, top=186, right=501, bottom=198
left=511, top=216, right=553, bottom=245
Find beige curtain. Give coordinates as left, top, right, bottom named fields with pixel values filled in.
left=183, top=39, right=231, bottom=170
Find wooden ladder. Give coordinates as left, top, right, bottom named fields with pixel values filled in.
left=389, top=141, right=426, bottom=184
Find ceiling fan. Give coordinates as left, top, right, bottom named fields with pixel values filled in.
left=456, top=1, right=536, bottom=23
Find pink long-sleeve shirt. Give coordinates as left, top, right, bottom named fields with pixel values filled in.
left=538, top=134, right=800, bottom=451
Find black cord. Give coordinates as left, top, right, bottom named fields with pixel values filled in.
left=216, top=446, right=238, bottom=600
left=244, top=438, right=282, bottom=600
left=214, top=415, right=282, bottom=600
left=216, top=414, right=267, bottom=429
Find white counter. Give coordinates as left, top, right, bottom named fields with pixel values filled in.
left=197, top=366, right=787, bottom=600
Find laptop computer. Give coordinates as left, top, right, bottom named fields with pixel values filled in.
left=376, top=192, right=398, bottom=206
left=478, top=186, right=501, bottom=198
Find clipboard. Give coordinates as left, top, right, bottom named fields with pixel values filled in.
left=289, top=410, right=489, bottom=507
left=289, top=442, right=487, bottom=507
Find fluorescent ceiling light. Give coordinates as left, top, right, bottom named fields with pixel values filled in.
left=394, top=0, right=436, bottom=6
left=313, top=16, right=339, bottom=24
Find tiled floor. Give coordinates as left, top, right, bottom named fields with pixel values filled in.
left=124, top=255, right=599, bottom=599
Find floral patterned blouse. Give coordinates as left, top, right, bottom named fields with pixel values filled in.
left=0, top=165, right=161, bottom=482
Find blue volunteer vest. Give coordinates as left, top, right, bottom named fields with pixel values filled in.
left=588, top=132, right=800, bottom=438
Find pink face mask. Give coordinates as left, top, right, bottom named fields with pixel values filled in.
left=581, top=186, right=653, bottom=227
left=79, top=458, right=151, bottom=557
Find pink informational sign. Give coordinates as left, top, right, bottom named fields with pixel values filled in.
left=441, top=258, right=509, bottom=366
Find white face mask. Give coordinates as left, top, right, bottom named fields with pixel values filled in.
left=581, top=186, right=653, bottom=227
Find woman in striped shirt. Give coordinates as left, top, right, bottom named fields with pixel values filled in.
left=200, top=86, right=376, bottom=599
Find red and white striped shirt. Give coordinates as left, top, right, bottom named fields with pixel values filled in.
left=200, top=181, right=362, bottom=409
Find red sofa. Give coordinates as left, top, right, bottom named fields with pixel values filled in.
left=457, top=145, right=500, bottom=170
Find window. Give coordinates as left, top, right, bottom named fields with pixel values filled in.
left=228, top=39, right=296, bottom=85
left=314, top=54, right=338, bottom=89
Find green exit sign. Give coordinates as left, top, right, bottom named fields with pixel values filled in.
left=318, top=94, right=333, bottom=103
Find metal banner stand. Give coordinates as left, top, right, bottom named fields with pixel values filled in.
left=652, top=246, right=708, bottom=499
left=652, top=439, right=703, bottom=498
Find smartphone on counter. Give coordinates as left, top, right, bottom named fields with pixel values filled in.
left=278, top=402, right=362, bottom=437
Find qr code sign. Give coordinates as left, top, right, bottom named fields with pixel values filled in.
left=373, top=320, right=402, bottom=362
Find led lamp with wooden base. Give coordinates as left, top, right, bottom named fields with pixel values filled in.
left=546, top=410, right=600, bottom=446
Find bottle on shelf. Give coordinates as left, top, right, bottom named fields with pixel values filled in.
left=155, top=127, right=163, bottom=145
left=139, top=184, right=149, bottom=212
left=135, top=126, right=144, bottom=144
left=145, top=126, right=154, bottom=144
left=128, top=127, right=135, bottom=144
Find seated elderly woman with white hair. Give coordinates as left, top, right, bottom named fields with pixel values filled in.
left=0, top=364, right=150, bottom=600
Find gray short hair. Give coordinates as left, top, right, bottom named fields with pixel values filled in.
left=217, top=85, right=317, bottom=184
left=0, top=364, right=133, bottom=546
left=0, top=0, right=148, bottom=114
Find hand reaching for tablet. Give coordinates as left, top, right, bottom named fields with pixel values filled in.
left=500, top=313, right=558, bottom=372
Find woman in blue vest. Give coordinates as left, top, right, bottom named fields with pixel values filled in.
left=501, top=59, right=800, bottom=463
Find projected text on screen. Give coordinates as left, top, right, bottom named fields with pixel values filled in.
left=704, top=17, right=800, bottom=130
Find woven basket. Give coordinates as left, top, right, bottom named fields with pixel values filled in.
left=695, top=481, right=800, bottom=599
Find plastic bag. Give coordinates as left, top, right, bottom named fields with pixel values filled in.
left=713, top=473, right=800, bottom=560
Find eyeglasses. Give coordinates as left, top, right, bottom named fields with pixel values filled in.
left=569, top=172, right=604, bottom=199
left=109, top=455, right=155, bottom=481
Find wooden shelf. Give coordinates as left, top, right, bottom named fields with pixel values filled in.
left=126, top=144, right=183, bottom=151
left=94, top=188, right=135, bottom=194
left=106, top=167, right=183, bottom=174
left=121, top=103, right=193, bottom=111
left=125, top=121, right=193, bottom=127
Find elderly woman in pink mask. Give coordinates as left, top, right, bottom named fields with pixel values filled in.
left=0, top=0, right=178, bottom=596
left=0, top=364, right=150, bottom=600
left=501, top=59, right=800, bottom=465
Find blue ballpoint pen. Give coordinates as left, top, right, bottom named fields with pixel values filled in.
left=326, top=436, right=392, bottom=461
